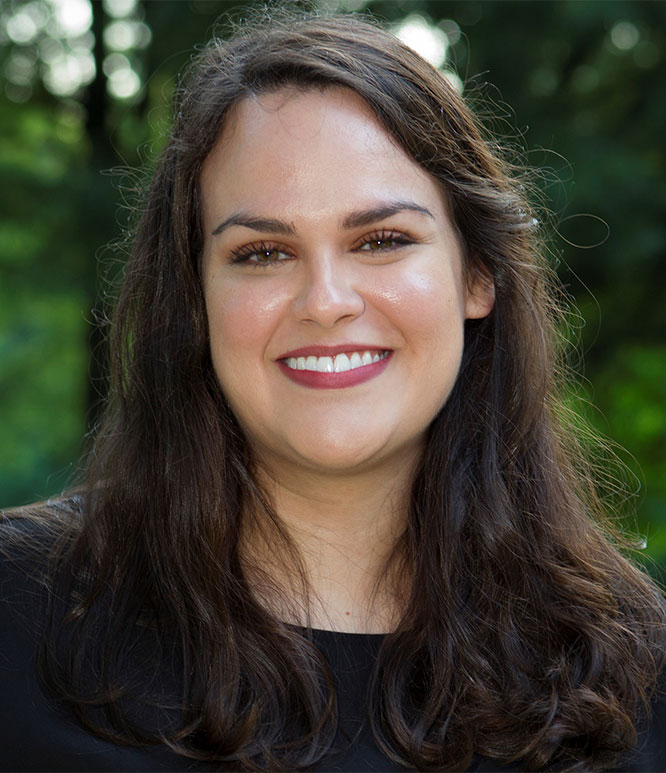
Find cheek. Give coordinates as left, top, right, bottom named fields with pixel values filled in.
left=374, top=264, right=466, bottom=344
left=204, top=279, right=288, bottom=412
left=205, top=280, right=284, bottom=363
left=377, top=265, right=466, bottom=415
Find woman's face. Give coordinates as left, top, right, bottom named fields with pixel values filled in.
left=200, top=87, right=493, bottom=478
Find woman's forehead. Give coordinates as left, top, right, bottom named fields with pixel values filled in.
left=210, top=86, right=400, bottom=163
left=200, top=87, right=449, bottom=226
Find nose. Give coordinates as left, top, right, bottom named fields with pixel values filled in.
left=290, top=254, right=365, bottom=328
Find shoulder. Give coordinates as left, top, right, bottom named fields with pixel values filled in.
left=616, top=665, right=666, bottom=771
left=0, top=495, right=82, bottom=552
left=0, top=505, right=194, bottom=772
left=0, top=511, right=55, bottom=641
left=0, top=511, right=59, bottom=753
left=0, top=498, right=81, bottom=627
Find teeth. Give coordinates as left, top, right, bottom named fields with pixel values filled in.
left=334, top=353, right=351, bottom=372
left=283, top=350, right=389, bottom=372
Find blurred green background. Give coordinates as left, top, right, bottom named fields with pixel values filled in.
left=1, top=0, right=665, bottom=565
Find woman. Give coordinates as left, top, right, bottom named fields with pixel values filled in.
left=1, top=10, right=664, bottom=772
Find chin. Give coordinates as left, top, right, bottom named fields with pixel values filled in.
left=295, top=446, right=379, bottom=473
left=286, top=431, right=412, bottom=476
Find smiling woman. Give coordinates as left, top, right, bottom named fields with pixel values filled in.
left=200, top=87, right=492, bottom=491
left=1, top=8, right=665, bottom=773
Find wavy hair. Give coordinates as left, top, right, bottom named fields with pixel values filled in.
left=7, top=9, right=665, bottom=771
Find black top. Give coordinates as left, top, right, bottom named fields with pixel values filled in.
left=1, top=526, right=665, bottom=772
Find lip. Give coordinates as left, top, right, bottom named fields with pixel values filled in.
left=277, top=344, right=389, bottom=359
left=277, top=350, right=393, bottom=389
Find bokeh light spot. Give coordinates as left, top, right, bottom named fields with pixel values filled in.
left=5, top=52, right=37, bottom=87
left=394, top=14, right=448, bottom=69
left=443, top=70, right=463, bottom=95
left=50, top=0, right=92, bottom=37
left=38, top=36, right=65, bottom=63
left=6, top=11, right=39, bottom=43
left=104, top=20, right=151, bottom=51
left=103, top=54, right=140, bottom=99
left=439, top=19, right=461, bottom=46
left=107, top=66, right=140, bottom=99
left=610, top=20, right=640, bottom=52
left=102, top=0, right=138, bottom=18
left=5, top=82, right=33, bottom=102
left=42, top=52, right=85, bottom=96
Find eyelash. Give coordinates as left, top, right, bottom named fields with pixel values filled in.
left=229, top=241, right=294, bottom=266
left=357, top=229, right=416, bottom=252
left=229, top=229, right=417, bottom=267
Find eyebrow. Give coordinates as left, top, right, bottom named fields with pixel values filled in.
left=342, top=201, right=434, bottom=230
left=211, top=200, right=434, bottom=237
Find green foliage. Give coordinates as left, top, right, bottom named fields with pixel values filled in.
left=592, top=345, right=666, bottom=558
left=0, top=96, right=90, bottom=504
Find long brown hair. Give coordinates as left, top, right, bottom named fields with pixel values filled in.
left=5, top=8, right=665, bottom=771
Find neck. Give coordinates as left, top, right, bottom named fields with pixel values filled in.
left=242, top=451, right=419, bottom=633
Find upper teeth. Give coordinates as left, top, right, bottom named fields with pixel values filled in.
left=283, top=350, right=389, bottom=373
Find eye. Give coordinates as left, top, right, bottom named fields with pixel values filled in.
left=356, top=229, right=416, bottom=253
left=229, top=241, right=294, bottom=267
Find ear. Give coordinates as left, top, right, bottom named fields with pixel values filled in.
left=464, top=264, right=495, bottom=320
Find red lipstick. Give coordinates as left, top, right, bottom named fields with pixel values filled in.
left=276, top=348, right=392, bottom=389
